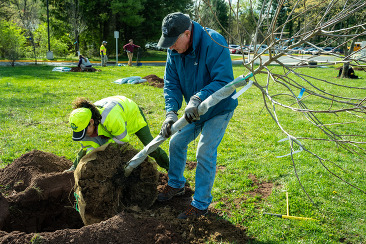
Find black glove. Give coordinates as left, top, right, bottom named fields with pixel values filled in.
left=184, top=95, right=201, bottom=123
left=160, top=111, right=178, bottom=138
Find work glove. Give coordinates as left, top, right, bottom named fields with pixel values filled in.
left=160, top=111, right=178, bottom=138
left=184, top=95, right=202, bottom=123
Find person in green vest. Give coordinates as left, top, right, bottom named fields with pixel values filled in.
left=67, top=95, right=169, bottom=171
left=100, top=41, right=107, bottom=67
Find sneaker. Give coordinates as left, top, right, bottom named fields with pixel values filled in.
left=178, top=205, right=208, bottom=219
left=157, top=185, right=185, bottom=202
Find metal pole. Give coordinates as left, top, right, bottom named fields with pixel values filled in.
left=47, top=0, right=50, bottom=51
left=116, top=37, right=118, bottom=65
left=114, top=31, right=119, bottom=65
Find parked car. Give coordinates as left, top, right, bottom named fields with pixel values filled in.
left=301, top=47, right=312, bottom=54
left=273, top=45, right=290, bottom=54
left=229, top=44, right=241, bottom=54
left=149, top=42, right=158, bottom=50
left=331, top=48, right=342, bottom=54
left=145, top=42, right=167, bottom=51
left=321, top=47, right=334, bottom=54
left=145, top=42, right=154, bottom=49
left=301, top=47, right=320, bottom=55
left=253, top=44, right=269, bottom=54
left=290, top=47, right=304, bottom=54
left=322, top=47, right=333, bottom=52
left=241, top=45, right=250, bottom=54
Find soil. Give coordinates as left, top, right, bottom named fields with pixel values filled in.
left=0, top=144, right=272, bottom=243
left=70, top=67, right=100, bottom=72
left=74, top=143, right=159, bottom=225
left=143, top=74, right=164, bottom=88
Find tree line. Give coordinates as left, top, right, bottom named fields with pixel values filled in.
left=0, top=0, right=363, bottom=64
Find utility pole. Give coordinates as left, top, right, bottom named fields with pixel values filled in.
left=46, top=0, right=53, bottom=59
left=114, top=31, right=119, bottom=65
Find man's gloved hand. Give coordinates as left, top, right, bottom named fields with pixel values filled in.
left=184, top=95, right=202, bottom=123
left=160, top=111, right=178, bottom=138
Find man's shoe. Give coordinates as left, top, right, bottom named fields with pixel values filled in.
left=157, top=185, right=185, bottom=202
left=177, top=205, right=208, bottom=219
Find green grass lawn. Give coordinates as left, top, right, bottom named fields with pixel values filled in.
left=0, top=64, right=365, bottom=243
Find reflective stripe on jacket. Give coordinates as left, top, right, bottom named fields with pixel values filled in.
left=80, top=96, right=147, bottom=153
left=100, top=45, right=106, bottom=55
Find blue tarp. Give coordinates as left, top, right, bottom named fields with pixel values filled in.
left=114, top=76, right=147, bottom=84
left=52, top=67, right=71, bottom=72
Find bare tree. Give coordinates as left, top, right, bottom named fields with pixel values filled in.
left=123, top=1, right=366, bottom=212
left=10, top=0, right=41, bottom=64
left=195, top=0, right=366, bottom=206
left=66, top=0, right=87, bottom=56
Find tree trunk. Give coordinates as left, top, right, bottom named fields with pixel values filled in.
left=29, top=33, right=37, bottom=65
left=341, top=62, right=350, bottom=78
left=75, top=30, right=79, bottom=56
left=340, top=39, right=356, bottom=78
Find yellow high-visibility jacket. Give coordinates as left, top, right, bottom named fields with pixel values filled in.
left=100, top=44, right=107, bottom=55
left=80, top=96, right=147, bottom=153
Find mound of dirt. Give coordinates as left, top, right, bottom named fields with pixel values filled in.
left=0, top=150, right=83, bottom=233
left=70, top=67, right=100, bottom=72
left=143, top=74, right=164, bottom=88
left=0, top=147, right=252, bottom=243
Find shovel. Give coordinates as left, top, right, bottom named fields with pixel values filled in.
left=124, top=74, right=253, bottom=176
left=136, top=48, right=142, bottom=66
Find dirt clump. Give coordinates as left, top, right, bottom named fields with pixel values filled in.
left=74, top=143, right=159, bottom=225
left=0, top=147, right=251, bottom=243
left=0, top=150, right=83, bottom=234
left=143, top=74, right=164, bottom=88
left=70, top=67, right=100, bottom=72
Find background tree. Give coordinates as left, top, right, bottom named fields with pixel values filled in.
left=10, top=0, right=42, bottom=63
left=0, top=0, right=15, bottom=21
left=66, top=0, right=87, bottom=56
left=197, top=0, right=229, bottom=36
left=25, top=22, right=68, bottom=58
left=139, top=0, right=194, bottom=44
left=0, top=20, right=26, bottom=66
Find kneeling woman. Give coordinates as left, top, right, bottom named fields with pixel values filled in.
left=68, top=95, right=169, bottom=171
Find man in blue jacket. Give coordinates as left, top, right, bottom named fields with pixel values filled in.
left=157, top=12, right=238, bottom=219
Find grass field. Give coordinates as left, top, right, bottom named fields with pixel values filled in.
left=0, top=64, right=365, bottom=243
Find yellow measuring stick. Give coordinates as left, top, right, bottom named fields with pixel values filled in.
left=263, top=192, right=317, bottom=221
left=263, top=212, right=317, bottom=221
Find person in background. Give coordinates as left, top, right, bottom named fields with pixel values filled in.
left=100, top=41, right=107, bottom=67
left=156, top=12, right=238, bottom=219
left=123, top=39, right=140, bottom=66
left=78, top=55, right=93, bottom=71
left=67, top=95, right=169, bottom=172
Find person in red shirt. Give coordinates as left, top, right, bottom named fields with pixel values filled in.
left=123, top=39, right=140, bottom=66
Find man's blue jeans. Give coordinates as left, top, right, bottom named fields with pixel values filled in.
left=167, top=111, right=234, bottom=210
